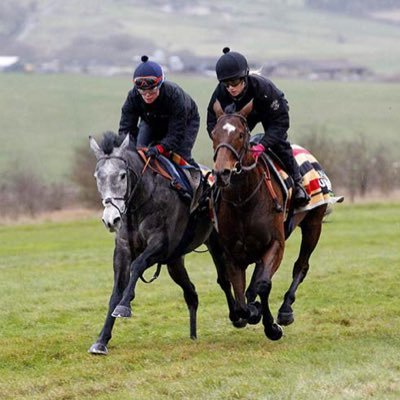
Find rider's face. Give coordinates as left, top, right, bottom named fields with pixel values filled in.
left=138, top=87, right=160, bottom=104
left=224, top=79, right=246, bottom=98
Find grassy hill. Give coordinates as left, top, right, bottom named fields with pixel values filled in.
left=1, top=0, right=400, bottom=75
left=1, top=72, right=399, bottom=183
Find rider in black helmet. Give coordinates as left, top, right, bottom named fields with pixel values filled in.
left=207, top=47, right=310, bottom=208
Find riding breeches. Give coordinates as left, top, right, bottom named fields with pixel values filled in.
left=269, top=136, right=302, bottom=183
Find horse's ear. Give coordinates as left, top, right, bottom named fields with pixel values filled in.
left=238, top=99, right=253, bottom=118
left=89, top=136, right=103, bottom=160
left=120, top=134, right=130, bottom=152
left=113, top=134, right=130, bottom=157
left=213, top=100, right=224, bottom=119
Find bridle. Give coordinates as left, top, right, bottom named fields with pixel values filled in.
left=212, top=113, right=268, bottom=208
left=96, top=155, right=149, bottom=216
left=212, top=113, right=257, bottom=175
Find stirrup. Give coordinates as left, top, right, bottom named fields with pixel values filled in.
left=294, top=186, right=310, bottom=207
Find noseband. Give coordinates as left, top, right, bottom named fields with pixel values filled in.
left=96, top=155, right=143, bottom=216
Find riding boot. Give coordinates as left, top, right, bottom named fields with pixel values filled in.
left=278, top=145, right=310, bottom=208
left=269, top=140, right=310, bottom=208
left=293, top=174, right=310, bottom=208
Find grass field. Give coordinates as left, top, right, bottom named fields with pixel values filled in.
left=1, top=203, right=399, bottom=399
left=1, top=73, right=400, bottom=183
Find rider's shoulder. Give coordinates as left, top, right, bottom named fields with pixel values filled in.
left=161, top=80, right=186, bottom=97
left=248, top=73, right=275, bottom=89
left=249, top=74, right=282, bottom=98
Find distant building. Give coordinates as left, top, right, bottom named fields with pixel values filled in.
left=0, top=56, right=20, bottom=71
left=261, top=59, right=372, bottom=81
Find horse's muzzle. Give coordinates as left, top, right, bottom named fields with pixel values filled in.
left=213, top=168, right=232, bottom=187
left=102, top=205, right=122, bottom=232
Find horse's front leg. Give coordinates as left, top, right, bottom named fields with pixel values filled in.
left=206, top=232, right=243, bottom=327
left=89, top=234, right=131, bottom=355
left=226, top=264, right=249, bottom=328
left=112, top=238, right=167, bottom=318
left=257, top=240, right=285, bottom=341
left=244, top=264, right=263, bottom=325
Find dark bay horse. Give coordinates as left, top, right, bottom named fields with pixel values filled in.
left=210, top=101, right=340, bottom=340
left=88, top=132, right=232, bottom=355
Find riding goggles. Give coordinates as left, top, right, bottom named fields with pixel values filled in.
left=134, top=76, right=163, bottom=90
left=221, top=78, right=244, bottom=88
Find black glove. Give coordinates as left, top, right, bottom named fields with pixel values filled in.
left=146, top=146, right=161, bottom=159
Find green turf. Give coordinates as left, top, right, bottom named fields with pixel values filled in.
left=1, top=73, right=399, bottom=184
left=0, top=203, right=399, bottom=399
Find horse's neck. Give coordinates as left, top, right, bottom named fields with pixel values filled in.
left=126, top=151, right=155, bottom=208
left=224, top=165, right=262, bottom=201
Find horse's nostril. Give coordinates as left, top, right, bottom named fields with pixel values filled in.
left=213, top=169, right=230, bottom=177
left=113, top=216, right=121, bottom=226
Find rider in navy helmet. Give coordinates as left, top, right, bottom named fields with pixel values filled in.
left=118, top=55, right=200, bottom=165
left=207, top=47, right=310, bottom=207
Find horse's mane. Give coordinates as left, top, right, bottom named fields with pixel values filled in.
left=100, top=131, right=125, bottom=155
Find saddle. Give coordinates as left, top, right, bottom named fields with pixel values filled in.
left=250, top=135, right=344, bottom=237
left=137, top=149, right=205, bottom=212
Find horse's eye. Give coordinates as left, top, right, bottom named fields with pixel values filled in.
left=120, top=172, right=126, bottom=180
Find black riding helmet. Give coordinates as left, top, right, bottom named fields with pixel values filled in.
left=215, top=47, right=249, bottom=82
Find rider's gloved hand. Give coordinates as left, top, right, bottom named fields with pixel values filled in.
left=250, top=143, right=265, bottom=160
left=146, top=144, right=165, bottom=159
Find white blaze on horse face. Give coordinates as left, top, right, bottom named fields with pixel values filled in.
left=223, top=122, right=236, bottom=135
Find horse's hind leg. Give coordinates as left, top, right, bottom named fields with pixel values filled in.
left=277, top=206, right=326, bottom=326
left=167, top=257, right=198, bottom=339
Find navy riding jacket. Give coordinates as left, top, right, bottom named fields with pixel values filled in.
left=206, top=74, right=290, bottom=148
left=118, top=81, right=199, bottom=152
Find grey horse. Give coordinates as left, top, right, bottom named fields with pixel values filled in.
left=88, top=132, right=234, bottom=355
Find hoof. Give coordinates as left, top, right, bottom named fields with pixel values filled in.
left=247, top=301, right=262, bottom=325
left=112, top=305, right=132, bottom=318
left=88, top=342, right=108, bottom=355
left=232, top=318, right=247, bottom=329
left=277, top=311, right=294, bottom=326
left=265, top=323, right=283, bottom=341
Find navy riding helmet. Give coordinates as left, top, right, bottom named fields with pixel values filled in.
left=133, top=55, right=164, bottom=90
left=215, top=47, right=249, bottom=82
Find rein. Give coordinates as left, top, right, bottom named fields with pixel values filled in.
left=97, top=153, right=162, bottom=284
left=220, top=171, right=266, bottom=207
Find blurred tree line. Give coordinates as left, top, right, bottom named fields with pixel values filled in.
left=0, top=130, right=399, bottom=218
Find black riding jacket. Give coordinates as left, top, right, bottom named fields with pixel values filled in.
left=206, top=74, right=290, bottom=148
left=118, top=81, right=199, bottom=152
